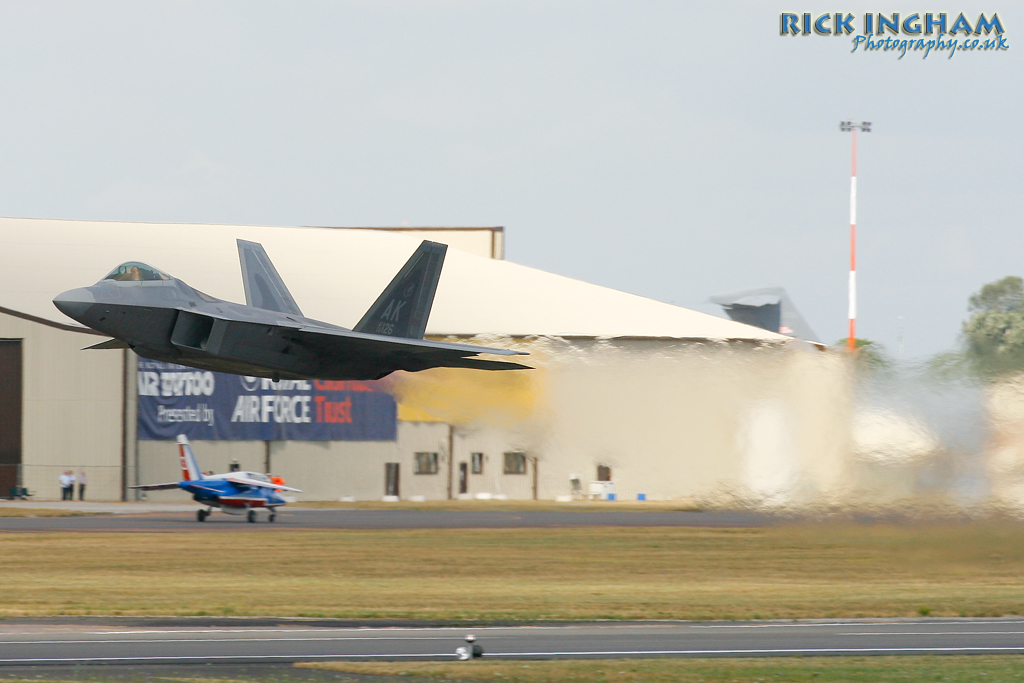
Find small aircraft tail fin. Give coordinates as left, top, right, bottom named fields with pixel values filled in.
left=177, top=435, right=204, bottom=482
left=353, top=241, right=447, bottom=339
left=237, top=240, right=303, bottom=317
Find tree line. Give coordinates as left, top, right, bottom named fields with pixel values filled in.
left=838, top=275, right=1024, bottom=379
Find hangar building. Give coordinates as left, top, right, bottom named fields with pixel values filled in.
left=0, top=217, right=851, bottom=505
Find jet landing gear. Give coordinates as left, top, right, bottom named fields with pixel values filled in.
left=268, top=510, right=276, bottom=523
left=197, top=509, right=210, bottom=522
left=247, top=509, right=256, bottom=523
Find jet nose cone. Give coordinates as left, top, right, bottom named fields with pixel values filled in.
left=53, top=288, right=96, bottom=322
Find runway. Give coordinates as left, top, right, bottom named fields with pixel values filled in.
left=1, top=618, right=1024, bottom=665
left=0, top=506, right=773, bottom=532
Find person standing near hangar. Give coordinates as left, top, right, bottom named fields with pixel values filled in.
left=58, top=471, right=73, bottom=500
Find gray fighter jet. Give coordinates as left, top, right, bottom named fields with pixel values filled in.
left=53, top=240, right=529, bottom=381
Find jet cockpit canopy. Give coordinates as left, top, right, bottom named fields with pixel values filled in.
left=103, top=262, right=171, bottom=282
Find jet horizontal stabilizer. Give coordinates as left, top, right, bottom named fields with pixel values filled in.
left=434, top=357, right=533, bottom=371
left=83, top=338, right=130, bottom=350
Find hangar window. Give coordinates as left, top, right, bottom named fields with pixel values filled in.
left=503, top=452, right=527, bottom=475
left=471, top=452, right=484, bottom=475
left=104, top=262, right=171, bottom=282
left=414, top=452, right=439, bottom=475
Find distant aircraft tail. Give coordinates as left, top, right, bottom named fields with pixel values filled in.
left=237, top=240, right=303, bottom=317
left=353, top=241, right=447, bottom=340
left=177, top=435, right=204, bottom=482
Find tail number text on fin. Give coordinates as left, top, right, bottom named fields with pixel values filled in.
left=376, top=300, right=409, bottom=334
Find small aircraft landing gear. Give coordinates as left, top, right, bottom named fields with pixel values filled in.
left=197, top=509, right=208, bottom=522
left=247, top=509, right=257, bottom=523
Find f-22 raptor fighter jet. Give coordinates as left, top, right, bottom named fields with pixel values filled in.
left=53, top=240, right=529, bottom=381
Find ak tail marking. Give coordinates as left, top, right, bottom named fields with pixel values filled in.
left=353, top=241, right=446, bottom=340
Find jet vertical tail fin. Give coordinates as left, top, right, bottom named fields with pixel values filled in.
left=177, top=435, right=204, bottom=482
left=237, top=240, right=303, bottom=316
left=353, top=241, right=447, bottom=339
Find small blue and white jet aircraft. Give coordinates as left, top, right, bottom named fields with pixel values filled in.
left=131, top=435, right=300, bottom=523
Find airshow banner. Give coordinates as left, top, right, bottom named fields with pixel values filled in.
left=137, top=359, right=397, bottom=441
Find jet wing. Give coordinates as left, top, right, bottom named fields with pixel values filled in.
left=295, top=325, right=531, bottom=373
left=181, top=483, right=229, bottom=496
left=128, top=482, right=180, bottom=491
left=224, top=475, right=302, bottom=492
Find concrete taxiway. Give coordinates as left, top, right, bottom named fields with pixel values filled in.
left=1, top=618, right=1024, bottom=665
left=0, top=503, right=772, bottom=531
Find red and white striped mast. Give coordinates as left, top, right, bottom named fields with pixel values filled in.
left=839, top=120, right=871, bottom=352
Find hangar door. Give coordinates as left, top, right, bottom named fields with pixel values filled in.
left=0, top=340, right=22, bottom=494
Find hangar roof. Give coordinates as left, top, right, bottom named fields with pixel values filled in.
left=0, top=217, right=790, bottom=342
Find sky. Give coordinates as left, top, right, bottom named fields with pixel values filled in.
left=0, top=1, right=1019, bottom=359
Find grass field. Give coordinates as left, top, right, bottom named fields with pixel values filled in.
left=301, top=656, right=1024, bottom=682
left=0, top=657, right=1021, bottom=683
left=2, top=523, right=1024, bottom=619
left=0, top=656, right=1015, bottom=683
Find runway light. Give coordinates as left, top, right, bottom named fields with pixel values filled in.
left=456, top=634, right=484, bottom=660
